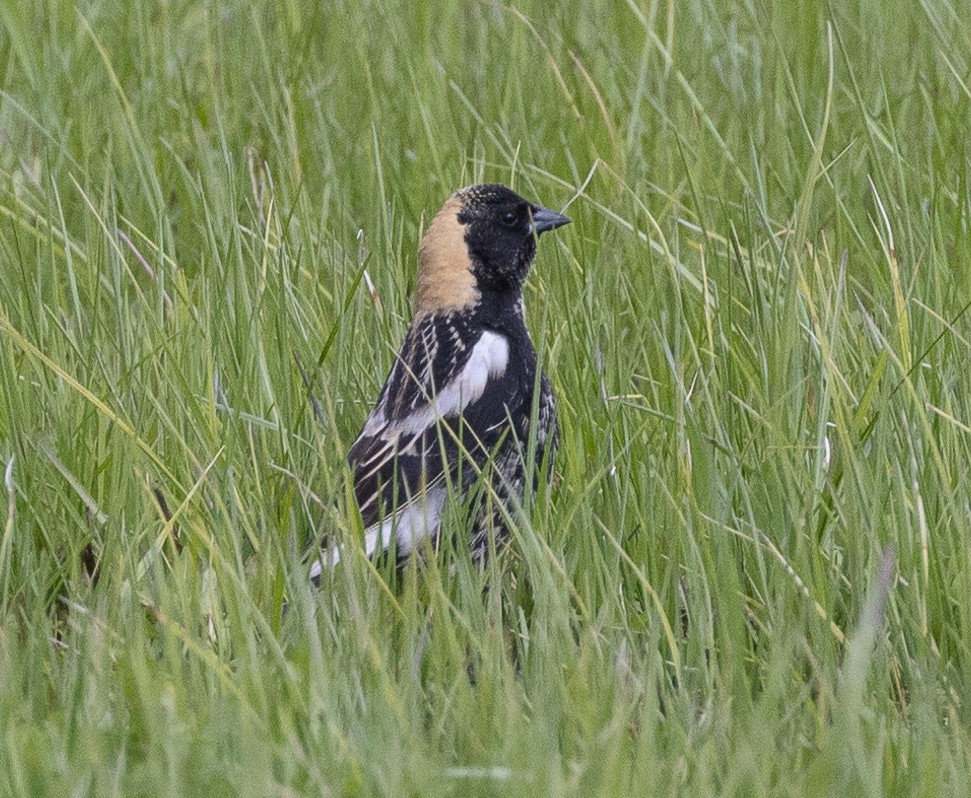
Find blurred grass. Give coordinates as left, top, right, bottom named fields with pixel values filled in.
left=2, top=0, right=971, bottom=793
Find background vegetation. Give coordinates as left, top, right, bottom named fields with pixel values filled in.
left=2, top=0, right=970, bottom=793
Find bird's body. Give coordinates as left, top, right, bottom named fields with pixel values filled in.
left=311, top=184, right=568, bottom=578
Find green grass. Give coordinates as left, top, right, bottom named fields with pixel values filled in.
left=2, top=0, right=971, bottom=793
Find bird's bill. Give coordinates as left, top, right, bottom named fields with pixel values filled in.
left=530, top=206, right=571, bottom=236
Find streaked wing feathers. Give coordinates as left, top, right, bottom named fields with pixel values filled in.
left=348, top=313, right=513, bottom=528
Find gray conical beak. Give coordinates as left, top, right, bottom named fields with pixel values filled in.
left=530, top=206, right=571, bottom=236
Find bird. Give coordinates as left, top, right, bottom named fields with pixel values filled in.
left=310, top=184, right=570, bottom=580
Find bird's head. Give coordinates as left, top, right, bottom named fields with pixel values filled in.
left=417, top=184, right=570, bottom=314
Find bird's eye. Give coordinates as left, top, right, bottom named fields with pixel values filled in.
left=501, top=210, right=519, bottom=227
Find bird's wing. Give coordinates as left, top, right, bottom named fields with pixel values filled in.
left=348, top=313, right=516, bottom=529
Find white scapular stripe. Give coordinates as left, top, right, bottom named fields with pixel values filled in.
left=308, top=332, right=509, bottom=580
left=359, top=331, right=509, bottom=441
left=398, top=330, right=509, bottom=434
left=308, top=486, right=447, bottom=576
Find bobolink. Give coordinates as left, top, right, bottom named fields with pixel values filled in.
left=311, top=184, right=569, bottom=579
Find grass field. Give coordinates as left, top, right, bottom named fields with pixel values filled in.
left=2, top=0, right=971, bottom=793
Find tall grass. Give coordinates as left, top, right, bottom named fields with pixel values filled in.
left=1, top=0, right=970, bottom=793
